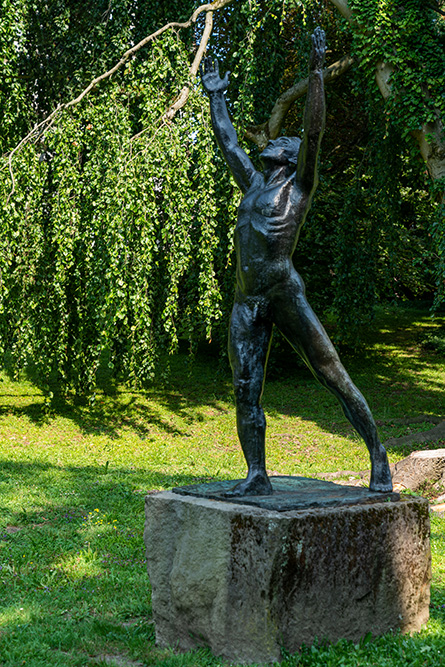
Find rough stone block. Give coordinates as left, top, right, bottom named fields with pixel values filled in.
left=144, top=484, right=431, bottom=664
left=392, top=448, right=445, bottom=491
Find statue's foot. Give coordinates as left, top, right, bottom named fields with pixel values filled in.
left=224, top=471, right=273, bottom=497
left=369, top=446, right=393, bottom=493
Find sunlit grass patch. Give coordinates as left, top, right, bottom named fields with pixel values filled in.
left=54, top=545, right=102, bottom=582
left=0, top=604, right=36, bottom=627
left=0, top=306, right=444, bottom=665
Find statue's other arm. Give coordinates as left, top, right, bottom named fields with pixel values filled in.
left=201, top=58, right=257, bottom=193
left=296, top=28, right=326, bottom=194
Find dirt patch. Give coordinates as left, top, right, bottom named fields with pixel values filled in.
left=5, top=525, right=22, bottom=534
left=93, top=654, right=144, bottom=667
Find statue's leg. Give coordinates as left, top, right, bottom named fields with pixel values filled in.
left=227, top=296, right=273, bottom=496
left=270, top=275, right=392, bottom=493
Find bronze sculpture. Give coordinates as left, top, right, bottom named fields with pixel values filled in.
left=200, top=28, right=393, bottom=496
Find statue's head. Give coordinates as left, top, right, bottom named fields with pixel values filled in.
left=260, top=137, right=302, bottom=167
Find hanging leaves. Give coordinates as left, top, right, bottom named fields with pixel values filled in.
left=0, top=0, right=443, bottom=390
left=0, top=2, right=235, bottom=393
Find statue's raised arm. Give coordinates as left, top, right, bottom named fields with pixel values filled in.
left=296, top=27, right=326, bottom=193
left=200, top=57, right=258, bottom=193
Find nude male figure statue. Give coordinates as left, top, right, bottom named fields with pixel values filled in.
left=200, top=28, right=393, bottom=496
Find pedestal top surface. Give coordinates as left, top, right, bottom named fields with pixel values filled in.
left=172, top=476, right=400, bottom=512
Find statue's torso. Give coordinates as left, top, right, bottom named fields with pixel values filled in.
left=235, top=171, right=310, bottom=296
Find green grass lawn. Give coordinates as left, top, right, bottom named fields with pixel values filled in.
left=1, top=306, right=445, bottom=666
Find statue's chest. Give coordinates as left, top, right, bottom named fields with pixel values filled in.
left=238, top=178, right=296, bottom=221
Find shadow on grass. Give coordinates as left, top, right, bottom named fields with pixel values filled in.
left=0, top=308, right=444, bottom=448
left=0, top=353, right=234, bottom=439
left=0, top=459, right=229, bottom=665
left=0, top=456, right=444, bottom=666
left=1, top=472, right=444, bottom=667
left=262, top=310, right=445, bottom=444
left=0, top=458, right=225, bottom=513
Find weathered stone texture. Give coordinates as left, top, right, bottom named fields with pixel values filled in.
left=392, top=449, right=445, bottom=491
left=144, top=492, right=431, bottom=664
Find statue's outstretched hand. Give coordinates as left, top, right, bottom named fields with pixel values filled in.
left=200, top=57, right=230, bottom=94
left=310, top=27, right=326, bottom=71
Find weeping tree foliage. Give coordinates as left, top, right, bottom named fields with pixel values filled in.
left=1, top=0, right=238, bottom=392
left=1, top=0, right=444, bottom=393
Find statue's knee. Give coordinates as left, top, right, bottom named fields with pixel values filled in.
left=315, top=357, right=347, bottom=386
left=233, top=376, right=261, bottom=406
left=233, top=377, right=248, bottom=403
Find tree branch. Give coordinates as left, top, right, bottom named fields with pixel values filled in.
left=426, top=1, right=445, bottom=16
left=327, top=0, right=353, bottom=22
left=328, top=0, right=445, bottom=185
left=376, top=62, right=445, bottom=183
left=2, top=0, right=235, bottom=201
left=164, top=9, right=214, bottom=121
left=245, top=54, right=354, bottom=149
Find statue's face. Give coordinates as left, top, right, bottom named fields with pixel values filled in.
left=260, top=137, right=301, bottom=166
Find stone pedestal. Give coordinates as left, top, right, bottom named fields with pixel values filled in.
left=144, top=477, right=431, bottom=664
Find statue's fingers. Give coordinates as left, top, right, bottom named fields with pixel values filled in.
left=311, top=33, right=316, bottom=51
left=223, top=71, right=231, bottom=87
left=317, top=28, right=326, bottom=47
left=215, top=59, right=219, bottom=76
left=313, top=26, right=324, bottom=45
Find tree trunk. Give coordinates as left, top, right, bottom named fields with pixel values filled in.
left=329, top=0, right=445, bottom=194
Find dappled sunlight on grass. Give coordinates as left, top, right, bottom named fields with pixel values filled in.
left=0, top=605, right=35, bottom=627
left=0, top=306, right=444, bottom=665
left=55, top=545, right=102, bottom=582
